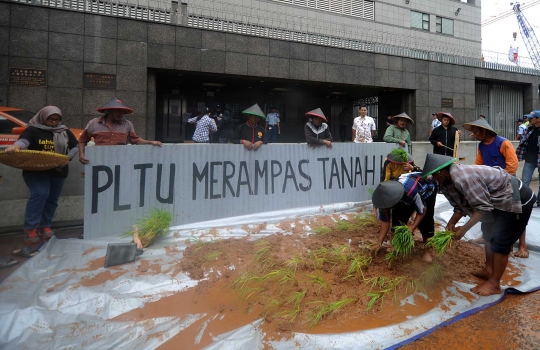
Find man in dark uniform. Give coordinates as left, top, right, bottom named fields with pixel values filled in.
left=232, top=104, right=266, bottom=151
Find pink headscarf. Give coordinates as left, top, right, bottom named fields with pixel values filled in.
left=28, top=106, right=69, bottom=155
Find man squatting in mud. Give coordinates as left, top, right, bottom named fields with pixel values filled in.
left=421, top=154, right=536, bottom=296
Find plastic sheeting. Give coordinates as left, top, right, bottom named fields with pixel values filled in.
left=1, top=197, right=540, bottom=349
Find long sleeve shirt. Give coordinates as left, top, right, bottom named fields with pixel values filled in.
left=304, top=121, right=332, bottom=146
left=383, top=125, right=411, bottom=153
left=475, top=136, right=518, bottom=176
left=429, top=125, right=459, bottom=156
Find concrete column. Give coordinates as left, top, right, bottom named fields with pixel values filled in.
left=146, top=70, right=156, bottom=140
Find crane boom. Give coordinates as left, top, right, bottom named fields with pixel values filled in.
left=513, top=2, right=540, bottom=69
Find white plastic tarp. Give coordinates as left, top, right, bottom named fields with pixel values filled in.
left=1, top=197, right=540, bottom=349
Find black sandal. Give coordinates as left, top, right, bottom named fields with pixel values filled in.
left=12, top=247, right=39, bottom=258
left=0, top=256, right=19, bottom=269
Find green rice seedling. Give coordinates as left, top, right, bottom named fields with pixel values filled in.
left=124, top=208, right=173, bottom=247
left=354, top=213, right=379, bottom=228
left=275, top=307, right=301, bottom=323
left=205, top=251, right=222, bottom=262
left=254, top=240, right=274, bottom=272
left=328, top=245, right=350, bottom=267
left=343, top=253, right=372, bottom=281
left=326, top=298, right=356, bottom=313
left=365, top=276, right=393, bottom=291
left=286, top=291, right=306, bottom=309
left=239, top=286, right=265, bottom=301
left=366, top=276, right=405, bottom=310
left=426, top=230, right=455, bottom=257
left=389, top=148, right=409, bottom=162
left=305, top=298, right=356, bottom=327
left=304, top=271, right=331, bottom=293
left=385, top=225, right=414, bottom=263
left=191, top=237, right=211, bottom=253
left=309, top=247, right=330, bottom=268
left=265, top=298, right=283, bottom=311
left=335, top=219, right=355, bottom=232
left=367, top=187, right=375, bottom=199
left=407, top=263, right=444, bottom=294
left=261, top=268, right=296, bottom=285
left=312, top=226, right=332, bottom=236
left=285, top=255, right=303, bottom=273
left=232, top=272, right=260, bottom=290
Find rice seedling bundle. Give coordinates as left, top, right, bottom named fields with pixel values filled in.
left=389, top=148, right=409, bottom=163
left=385, top=225, right=414, bottom=262
left=426, top=230, right=455, bottom=257
left=125, top=208, right=172, bottom=247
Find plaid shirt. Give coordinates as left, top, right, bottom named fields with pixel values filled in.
left=516, top=126, right=540, bottom=167
left=188, top=115, right=217, bottom=142
left=440, top=164, right=521, bottom=216
left=378, top=172, right=437, bottom=222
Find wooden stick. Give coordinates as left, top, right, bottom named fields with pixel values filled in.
left=453, top=130, right=460, bottom=162
left=133, top=225, right=143, bottom=249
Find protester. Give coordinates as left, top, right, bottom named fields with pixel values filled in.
left=304, top=108, right=332, bottom=149
left=464, top=118, right=528, bottom=257
left=217, top=109, right=235, bottom=143
left=371, top=169, right=438, bottom=262
left=421, top=154, right=536, bottom=296
left=352, top=104, right=376, bottom=143
left=382, top=148, right=420, bottom=181
left=383, top=112, right=413, bottom=153
left=429, top=113, right=441, bottom=138
left=78, top=98, right=162, bottom=164
left=232, top=104, right=266, bottom=150
left=429, top=112, right=461, bottom=156
left=265, top=105, right=280, bottom=143
left=516, top=110, right=540, bottom=208
left=4, top=106, right=78, bottom=247
left=188, top=108, right=217, bottom=143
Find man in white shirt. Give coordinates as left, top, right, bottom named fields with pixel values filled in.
left=429, top=113, right=441, bottom=138
left=352, top=104, right=376, bottom=143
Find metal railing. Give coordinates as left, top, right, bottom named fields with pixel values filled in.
left=7, top=0, right=540, bottom=75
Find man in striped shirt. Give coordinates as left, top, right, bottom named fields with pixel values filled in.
left=78, top=98, right=162, bottom=164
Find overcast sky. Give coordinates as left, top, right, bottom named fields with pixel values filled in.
left=482, top=1, right=540, bottom=60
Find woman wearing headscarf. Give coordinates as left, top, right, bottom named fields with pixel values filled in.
left=304, top=108, right=332, bottom=149
left=5, top=106, right=79, bottom=245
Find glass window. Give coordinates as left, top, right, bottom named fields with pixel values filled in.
left=436, top=16, right=454, bottom=35
left=411, top=11, right=429, bottom=31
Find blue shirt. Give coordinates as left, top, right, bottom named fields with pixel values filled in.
left=266, top=112, right=280, bottom=126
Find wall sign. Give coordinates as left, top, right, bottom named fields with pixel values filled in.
left=83, top=73, right=117, bottom=89
left=441, top=98, right=453, bottom=108
left=9, top=68, right=47, bottom=86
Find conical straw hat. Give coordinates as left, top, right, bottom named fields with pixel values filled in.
left=462, top=118, right=497, bottom=134
left=436, top=112, right=456, bottom=126
left=372, top=181, right=405, bottom=209
left=421, top=154, right=456, bottom=178
left=392, top=112, right=414, bottom=124
left=242, top=104, right=266, bottom=119
left=0, top=150, right=70, bottom=171
left=305, top=108, right=327, bottom=122
left=97, top=97, right=134, bottom=114
left=386, top=148, right=414, bottom=164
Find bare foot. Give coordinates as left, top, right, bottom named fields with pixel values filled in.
left=514, top=247, right=529, bottom=259
left=469, top=237, right=485, bottom=244
left=471, top=281, right=502, bottom=296
left=421, top=251, right=433, bottom=263
left=471, top=269, right=490, bottom=280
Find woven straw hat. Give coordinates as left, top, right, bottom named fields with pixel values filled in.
left=372, top=181, right=405, bottom=209
left=97, top=97, right=134, bottom=114
left=242, top=104, right=266, bottom=119
left=305, top=108, right=327, bottom=122
left=436, top=112, right=456, bottom=126
left=386, top=149, right=413, bottom=164
left=421, top=154, right=455, bottom=178
left=462, top=118, right=497, bottom=134
left=392, top=112, right=414, bottom=124
left=0, top=150, right=69, bottom=171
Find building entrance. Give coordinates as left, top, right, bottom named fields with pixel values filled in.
left=154, top=70, right=412, bottom=143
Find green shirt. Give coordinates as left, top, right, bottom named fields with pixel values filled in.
left=383, top=125, right=411, bottom=153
